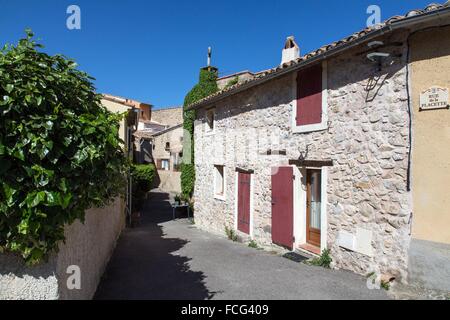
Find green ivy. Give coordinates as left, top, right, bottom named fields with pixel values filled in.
left=305, top=249, right=333, bottom=268
left=224, top=76, right=239, bottom=89
left=181, top=67, right=218, bottom=199
left=0, top=30, right=128, bottom=265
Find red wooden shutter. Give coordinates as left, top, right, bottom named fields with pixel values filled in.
left=271, top=167, right=294, bottom=249
left=296, top=64, right=323, bottom=126
left=237, top=172, right=251, bottom=234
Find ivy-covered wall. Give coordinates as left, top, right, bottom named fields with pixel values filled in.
left=181, top=67, right=218, bottom=199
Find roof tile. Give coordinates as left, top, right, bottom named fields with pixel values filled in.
left=188, top=2, right=449, bottom=109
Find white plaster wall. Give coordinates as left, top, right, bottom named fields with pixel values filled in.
left=0, top=198, right=125, bottom=300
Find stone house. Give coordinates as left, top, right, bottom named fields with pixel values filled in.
left=133, top=107, right=184, bottom=170
left=216, top=71, right=258, bottom=90
left=134, top=106, right=184, bottom=193
left=187, top=3, right=450, bottom=292
left=151, top=124, right=184, bottom=172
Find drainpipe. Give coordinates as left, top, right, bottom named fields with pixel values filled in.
left=125, top=107, right=141, bottom=227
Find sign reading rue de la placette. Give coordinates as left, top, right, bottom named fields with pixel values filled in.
left=419, top=86, right=449, bottom=111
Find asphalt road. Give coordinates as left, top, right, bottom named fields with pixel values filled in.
left=94, top=190, right=389, bottom=300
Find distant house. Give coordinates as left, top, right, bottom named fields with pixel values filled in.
left=151, top=124, right=184, bottom=171
left=101, top=94, right=154, bottom=154
left=187, top=3, right=450, bottom=293
left=101, top=94, right=135, bottom=142
left=135, top=106, right=184, bottom=193
left=102, top=95, right=184, bottom=192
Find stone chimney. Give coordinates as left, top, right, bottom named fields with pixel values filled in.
left=138, top=103, right=152, bottom=121
left=281, top=36, right=300, bottom=65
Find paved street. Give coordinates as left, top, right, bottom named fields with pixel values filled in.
left=94, top=190, right=389, bottom=300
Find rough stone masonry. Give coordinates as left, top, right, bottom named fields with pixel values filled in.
left=193, top=30, right=412, bottom=281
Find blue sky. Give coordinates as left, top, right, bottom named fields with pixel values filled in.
left=0, top=0, right=435, bottom=109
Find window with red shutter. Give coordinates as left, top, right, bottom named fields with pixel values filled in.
left=293, top=62, right=328, bottom=133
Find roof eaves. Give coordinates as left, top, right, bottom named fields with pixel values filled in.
left=148, top=123, right=183, bottom=137
left=186, top=3, right=450, bottom=111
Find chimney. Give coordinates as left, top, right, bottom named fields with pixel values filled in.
left=281, top=36, right=300, bottom=65
left=138, top=103, right=152, bottom=121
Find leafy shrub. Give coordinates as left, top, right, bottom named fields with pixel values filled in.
left=380, top=280, right=390, bottom=291
left=0, top=30, right=127, bottom=264
left=131, top=164, right=155, bottom=213
left=132, top=164, right=156, bottom=194
left=248, top=240, right=258, bottom=249
left=181, top=67, right=218, bottom=199
left=306, top=249, right=332, bottom=268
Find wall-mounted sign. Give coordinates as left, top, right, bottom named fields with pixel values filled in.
left=419, top=86, right=449, bottom=111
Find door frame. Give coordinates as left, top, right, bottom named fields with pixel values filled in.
left=234, top=170, right=254, bottom=238
left=293, top=166, right=328, bottom=253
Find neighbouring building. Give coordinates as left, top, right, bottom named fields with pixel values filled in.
left=101, top=94, right=135, bottom=142
left=150, top=106, right=183, bottom=127
left=188, top=3, right=450, bottom=294
left=408, top=23, right=450, bottom=293
left=101, top=94, right=156, bottom=155
left=151, top=124, right=184, bottom=172
left=216, top=71, right=258, bottom=90
left=134, top=106, right=184, bottom=193
left=102, top=95, right=184, bottom=192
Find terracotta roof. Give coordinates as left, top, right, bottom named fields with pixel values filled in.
left=102, top=93, right=153, bottom=108
left=187, top=2, right=450, bottom=110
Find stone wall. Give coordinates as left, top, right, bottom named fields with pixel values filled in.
left=216, top=72, right=255, bottom=90
left=153, top=126, right=184, bottom=170
left=157, top=170, right=182, bottom=193
left=151, top=107, right=183, bottom=127
left=193, top=30, right=412, bottom=280
left=0, top=198, right=125, bottom=300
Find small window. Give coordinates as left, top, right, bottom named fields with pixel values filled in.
left=206, top=108, right=215, bottom=133
left=165, top=142, right=170, bottom=150
left=214, top=165, right=225, bottom=200
left=161, top=159, right=170, bottom=171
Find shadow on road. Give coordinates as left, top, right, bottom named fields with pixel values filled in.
left=94, top=190, right=212, bottom=300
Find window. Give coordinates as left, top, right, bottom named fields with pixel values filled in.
left=205, top=108, right=215, bottom=133
left=165, top=142, right=170, bottom=151
left=214, top=165, right=225, bottom=200
left=161, top=159, right=170, bottom=171
left=292, top=61, right=328, bottom=133
left=157, top=159, right=170, bottom=170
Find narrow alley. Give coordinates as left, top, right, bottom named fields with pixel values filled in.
left=94, top=190, right=389, bottom=300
